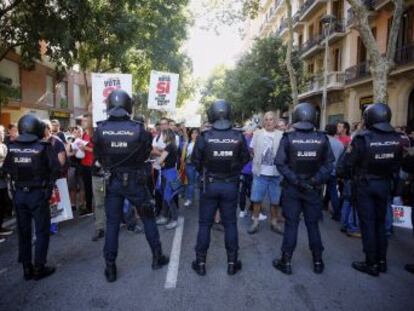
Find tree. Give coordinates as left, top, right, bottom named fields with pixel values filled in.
left=201, top=35, right=302, bottom=122
left=347, top=0, right=404, bottom=103
left=0, top=1, right=90, bottom=67
left=285, top=0, right=298, bottom=109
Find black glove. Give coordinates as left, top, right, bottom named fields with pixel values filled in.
left=297, top=179, right=315, bottom=191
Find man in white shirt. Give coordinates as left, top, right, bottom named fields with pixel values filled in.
left=248, top=112, right=284, bottom=234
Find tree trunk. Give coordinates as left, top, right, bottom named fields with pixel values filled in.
left=371, top=60, right=390, bottom=103
left=285, top=0, right=298, bottom=122
left=347, top=0, right=403, bottom=105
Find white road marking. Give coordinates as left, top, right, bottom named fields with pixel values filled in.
left=0, top=268, right=8, bottom=275
left=164, top=216, right=185, bottom=289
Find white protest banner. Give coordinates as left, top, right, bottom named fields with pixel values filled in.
left=185, top=115, right=201, bottom=128
left=392, top=205, right=413, bottom=229
left=92, top=73, right=132, bottom=126
left=50, top=178, right=73, bottom=223
left=148, top=70, right=179, bottom=112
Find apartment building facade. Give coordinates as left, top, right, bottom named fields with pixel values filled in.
left=0, top=50, right=89, bottom=129
left=245, top=0, right=414, bottom=128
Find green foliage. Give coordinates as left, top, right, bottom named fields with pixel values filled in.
left=0, top=0, right=194, bottom=107
left=200, top=35, right=302, bottom=122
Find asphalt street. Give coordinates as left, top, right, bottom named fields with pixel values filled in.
left=0, top=201, right=413, bottom=311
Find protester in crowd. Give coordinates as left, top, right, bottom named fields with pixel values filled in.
left=79, top=115, right=94, bottom=216
left=155, top=129, right=181, bottom=230
left=50, top=119, right=67, bottom=144
left=66, top=126, right=85, bottom=212
left=5, top=123, right=18, bottom=146
left=337, top=121, right=352, bottom=147
left=0, top=125, right=13, bottom=243
left=152, top=118, right=170, bottom=216
left=276, top=119, right=288, bottom=132
left=248, top=111, right=284, bottom=234
left=238, top=126, right=254, bottom=218
left=42, top=120, right=66, bottom=234
left=183, top=128, right=200, bottom=207
left=325, top=124, right=344, bottom=221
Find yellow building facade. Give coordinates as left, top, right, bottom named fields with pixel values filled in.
left=245, top=0, right=414, bottom=129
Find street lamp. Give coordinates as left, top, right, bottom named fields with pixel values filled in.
left=320, top=13, right=336, bottom=130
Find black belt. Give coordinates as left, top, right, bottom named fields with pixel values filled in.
left=15, top=185, right=46, bottom=192
left=207, top=176, right=239, bottom=183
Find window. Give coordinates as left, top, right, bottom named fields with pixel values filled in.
left=46, top=75, right=54, bottom=106
left=0, top=59, right=21, bottom=100
left=74, top=84, right=87, bottom=109
left=333, top=48, right=341, bottom=71
left=307, top=62, right=315, bottom=75
left=58, top=82, right=68, bottom=109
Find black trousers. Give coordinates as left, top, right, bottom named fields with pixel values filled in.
left=355, top=179, right=390, bottom=263
left=14, top=189, right=50, bottom=265
left=81, top=165, right=93, bottom=211
left=0, top=188, right=11, bottom=228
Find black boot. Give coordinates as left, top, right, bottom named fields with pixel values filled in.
left=352, top=254, right=379, bottom=277
left=378, top=258, right=387, bottom=273
left=405, top=264, right=414, bottom=274
left=33, top=264, right=56, bottom=281
left=272, top=252, right=292, bottom=275
left=313, top=252, right=325, bottom=274
left=227, top=252, right=242, bottom=276
left=22, top=263, right=34, bottom=281
left=151, top=247, right=169, bottom=270
left=105, top=261, right=117, bottom=282
left=192, top=253, right=206, bottom=276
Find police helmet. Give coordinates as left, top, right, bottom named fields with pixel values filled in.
left=363, top=103, right=393, bottom=132
left=107, top=89, right=132, bottom=118
left=208, top=99, right=232, bottom=130
left=292, top=102, right=317, bottom=131
left=16, top=114, right=42, bottom=143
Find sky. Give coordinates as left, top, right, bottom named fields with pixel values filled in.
left=184, top=1, right=244, bottom=81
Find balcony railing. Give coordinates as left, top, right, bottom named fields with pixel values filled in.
left=301, top=0, right=316, bottom=16
left=345, top=62, right=370, bottom=84
left=277, top=18, right=287, bottom=35
left=394, top=43, right=414, bottom=66
left=301, top=72, right=346, bottom=95
left=301, top=34, right=324, bottom=54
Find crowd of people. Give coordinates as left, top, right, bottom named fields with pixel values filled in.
left=1, top=97, right=414, bottom=281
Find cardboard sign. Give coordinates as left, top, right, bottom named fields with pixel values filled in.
left=50, top=178, right=73, bottom=223
left=148, top=71, right=179, bottom=112
left=392, top=205, right=413, bottom=229
left=92, top=73, right=132, bottom=126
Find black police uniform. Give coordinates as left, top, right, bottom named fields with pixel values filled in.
left=191, top=100, right=250, bottom=276
left=3, top=114, right=60, bottom=280
left=274, top=103, right=334, bottom=274
left=93, top=90, right=168, bottom=282
left=343, top=103, right=402, bottom=276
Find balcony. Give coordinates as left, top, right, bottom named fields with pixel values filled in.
left=299, top=71, right=346, bottom=99
left=300, top=34, right=324, bottom=58
left=299, top=0, right=327, bottom=22
left=394, top=43, right=414, bottom=66
left=323, top=20, right=346, bottom=44
left=345, top=62, right=370, bottom=84
left=293, top=10, right=305, bottom=31
left=277, top=18, right=288, bottom=37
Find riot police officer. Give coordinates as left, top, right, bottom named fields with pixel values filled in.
left=343, top=103, right=402, bottom=276
left=191, top=100, right=250, bottom=276
left=94, top=90, right=169, bottom=283
left=273, top=103, right=334, bottom=275
left=3, top=114, right=60, bottom=280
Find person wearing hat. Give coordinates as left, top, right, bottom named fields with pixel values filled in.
left=2, top=114, right=60, bottom=281
left=191, top=100, right=250, bottom=276
left=273, top=102, right=334, bottom=275
left=342, top=103, right=403, bottom=276
left=94, top=89, right=169, bottom=282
